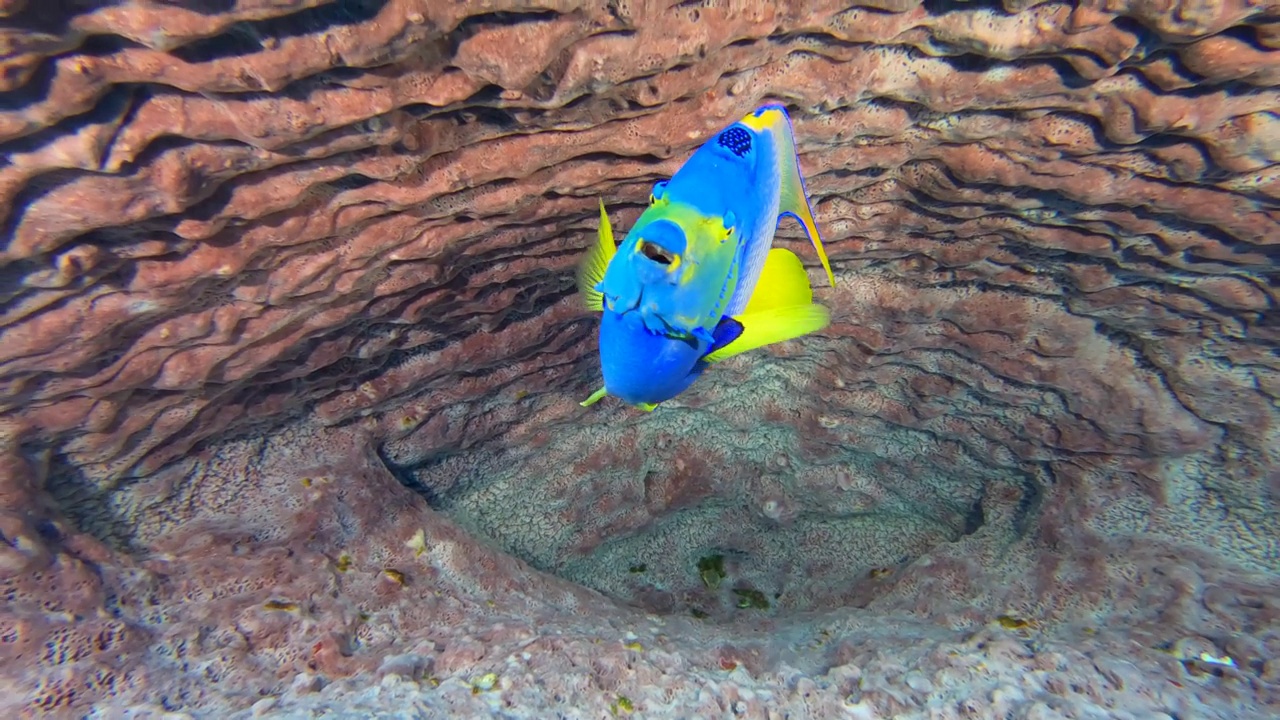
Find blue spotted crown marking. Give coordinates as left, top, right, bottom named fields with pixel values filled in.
left=717, top=127, right=751, bottom=157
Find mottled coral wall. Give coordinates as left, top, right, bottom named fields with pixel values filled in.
left=3, top=0, right=1277, bottom=496
left=1, top=0, right=1279, bottom=717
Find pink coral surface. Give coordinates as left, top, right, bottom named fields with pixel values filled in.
left=0, top=0, right=1277, bottom=718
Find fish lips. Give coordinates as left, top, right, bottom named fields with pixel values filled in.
left=633, top=219, right=687, bottom=286
left=598, top=309, right=708, bottom=406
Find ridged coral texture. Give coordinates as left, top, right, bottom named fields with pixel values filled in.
left=0, top=0, right=1278, bottom=718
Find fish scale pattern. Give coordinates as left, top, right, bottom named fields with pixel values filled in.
left=718, top=127, right=752, bottom=157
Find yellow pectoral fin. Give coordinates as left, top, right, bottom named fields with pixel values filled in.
left=580, top=387, right=608, bottom=407
left=744, top=248, right=814, bottom=315
left=576, top=198, right=617, bottom=312
left=702, top=303, right=831, bottom=364
left=579, top=388, right=657, bottom=412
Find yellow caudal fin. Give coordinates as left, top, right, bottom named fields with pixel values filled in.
left=703, top=246, right=828, bottom=363
left=576, top=199, right=616, bottom=312
left=751, top=106, right=835, bottom=288
left=743, top=248, right=814, bottom=315
left=702, top=303, right=830, bottom=364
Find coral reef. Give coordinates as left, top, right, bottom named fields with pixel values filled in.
left=0, top=0, right=1277, bottom=718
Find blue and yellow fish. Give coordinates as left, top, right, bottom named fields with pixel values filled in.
left=576, top=104, right=836, bottom=411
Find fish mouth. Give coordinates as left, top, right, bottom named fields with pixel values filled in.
left=640, top=241, right=677, bottom=266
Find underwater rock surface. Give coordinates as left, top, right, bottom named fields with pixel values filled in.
left=0, top=0, right=1277, bottom=717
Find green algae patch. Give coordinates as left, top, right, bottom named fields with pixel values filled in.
left=732, top=587, right=770, bottom=610
left=697, top=553, right=725, bottom=589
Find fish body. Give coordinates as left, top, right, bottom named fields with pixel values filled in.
left=577, top=104, right=835, bottom=411
left=597, top=105, right=834, bottom=343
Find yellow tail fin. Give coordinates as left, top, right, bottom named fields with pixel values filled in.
left=703, top=303, right=830, bottom=364
left=704, top=246, right=829, bottom=363
left=744, top=248, right=814, bottom=314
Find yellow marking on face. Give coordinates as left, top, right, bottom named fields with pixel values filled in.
left=673, top=216, right=733, bottom=290
left=741, top=108, right=783, bottom=132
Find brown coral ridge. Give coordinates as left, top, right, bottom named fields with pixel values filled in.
left=1, top=0, right=1279, bottom=717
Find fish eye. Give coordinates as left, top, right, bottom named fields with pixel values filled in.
left=640, top=241, right=678, bottom=266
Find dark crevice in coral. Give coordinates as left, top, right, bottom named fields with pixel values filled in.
left=179, top=406, right=307, bottom=471
left=829, top=166, right=888, bottom=180
left=590, top=27, right=638, bottom=41
left=327, top=173, right=379, bottom=191
left=769, top=30, right=860, bottom=51
left=937, top=51, right=1004, bottom=75
left=2, top=84, right=140, bottom=158
left=1090, top=321, right=1224, bottom=432
left=77, top=33, right=143, bottom=57
left=523, top=42, right=578, bottom=103
left=452, top=83, right=503, bottom=109
left=1126, top=59, right=1261, bottom=99
left=432, top=99, right=522, bottom=130
left=446, top=9, right=562, bottom=55
left=569, top=150, right=668, bottom=165
left=1213, top=23, right=1273, bottom=53
left=153, top=0, right=236, bottom=15
left=961, top=492, right=986, bottom=536
left=920, top=0, right=1012, bottom=16
left=100, top=86, right=147, bottom=171
left=44, top=449, right=138, bottom=553
left=1015, top=468, right=1048, bottom=536
left=111, top=133, right=215, bottom=175
left=0, top=257, right=42, bottom=308
left=168, top=0, right=390, bottom=63
left=925, top=163, right=1272, bottom=263
left=877, top=344, right=1105, bottom=445
left=455, top=103, right=522, bottom=132
left=312, top=65, right=372, bottom=85
left=0, top=166, right=88, bottom=250
left=0, top=0, right=99, bottom=36
left=376, top=442, right=448, bottom=508
left=285, top=293, right=584, bottom=424
left=1082, top=275, right=1278, bottom=348
left=1110, top=15, right=1158, bottom=52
